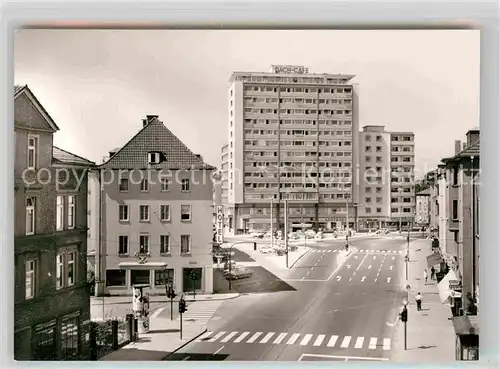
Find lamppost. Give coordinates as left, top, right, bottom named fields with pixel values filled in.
left=398, top=187, right=403, bottom=231
left=345, top=192, right=350, bottom=249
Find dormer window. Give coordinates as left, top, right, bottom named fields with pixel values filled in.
left=148, top=152, right=161, bottom=164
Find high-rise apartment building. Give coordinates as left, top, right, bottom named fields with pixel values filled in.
left=389, top=132, right=416, bottom=228
left=223, top=65, right=360, bottom=234
left=221, top=65, right=416, bottom=234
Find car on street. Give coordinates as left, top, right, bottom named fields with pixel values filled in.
left=225, top=267, right=253, bottom=280
left=260, top=246, right=274, bottom=254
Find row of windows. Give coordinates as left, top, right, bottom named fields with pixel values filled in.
left=245, top=182, right=352, bottom=189
left=244, top=108, right=352, bottom=116
left=117, top=234, right=191, bottom=255
left=235, top=74, right=350, bottom=85
left=391, top=208, right=414, bottom=213
left=118, top=204, right=192, bottom=222
left=244, top=129, right=352, bottom=136
left=25, top=196, right=76, bottom=236
left=391, top=157, right=414, bottom=163
left=106, top=269, right=175, bottom=287
left=244, top=97, right=352, bottom=105
left=244, top=140, right=353, bottom=148
left=391, top=136, right=413, bottom=142
left=243, top=86, right=352, bottom=94
left=392, top=146, right=413, bottom=152
left=25, top=249, right=77, bottom=301
left=243, top=118, right=352, bottom=126
left=364, top=135, right=383, bottom=142
left=119, top=177, right=190, bottom=192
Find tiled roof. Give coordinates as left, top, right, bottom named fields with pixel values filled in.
left=442, top=142, right=480, bottom=163
left=99, top=116, right=215, bottom=170
left=14, top=84, right=60, bottom=131
left=53, top=146, right=95, bottom=166
left=14, top=85, right=24, bottom=94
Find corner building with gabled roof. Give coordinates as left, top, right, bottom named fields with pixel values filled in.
left=89, top=115, right=215, bottom=296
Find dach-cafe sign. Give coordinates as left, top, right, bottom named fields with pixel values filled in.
left=272, top=65, right=309, bottom=74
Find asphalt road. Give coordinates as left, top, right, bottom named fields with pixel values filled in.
left=166, top=236, right=408, bottom=362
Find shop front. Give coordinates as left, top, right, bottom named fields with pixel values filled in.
left=453, top=315, right=479, bottom=360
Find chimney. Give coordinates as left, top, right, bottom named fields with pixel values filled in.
left=146, top=115, right=159, bottom=122
left=195, top=154, right=203, bottom=161
left=455, top=140, right=462, bottom=154
left=466, top=129, right=480, bottom=147
left=142, top=119, right=148, bottom=127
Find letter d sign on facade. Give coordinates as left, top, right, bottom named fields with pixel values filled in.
left=216, top=206, right=224, bottom=244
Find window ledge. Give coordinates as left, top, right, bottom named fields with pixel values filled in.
left=119, top=220, right=130, bottom=224
left=181, top=219, right=192, bottom=223
left=160, top=219, right=171, bottom=223
left=118, top=254, right=130, bottom=258
left=139, top=220, right=151, bottom=223
left=180, top=252, right=192, bottom=256
left=160, top=253, right=172, bottom=257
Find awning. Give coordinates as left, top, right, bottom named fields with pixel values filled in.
left=452, top=315, right=480, bottom=335
left=119, top=262, right=168, bottom=270
left=437, top=269, right=460, bottom=303
left=426, top=253, right=443, bottom=268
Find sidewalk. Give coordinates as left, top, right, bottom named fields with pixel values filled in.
left=99, top=316, right=206, bottom=361
left=91, top=293, right=240, bottom=321
left=392, top=238, right=456, bottom=363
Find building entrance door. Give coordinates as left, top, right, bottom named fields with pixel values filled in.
left=183, top=268, right=203, bottom=293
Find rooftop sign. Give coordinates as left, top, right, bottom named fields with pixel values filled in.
left=271, top=65, right=309, bottom=74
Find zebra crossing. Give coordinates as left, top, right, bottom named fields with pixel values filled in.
left=310, top=249, right=403, bottom=254
left=176, top=300, right=223, bottom=325
left=195, top=331, right=391, bottom=351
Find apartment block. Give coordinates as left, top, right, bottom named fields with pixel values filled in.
left=389, top=132, right=416, bottom=228
left=358, top=126, right=392, bottom=229
left=223, top=65, right=360, bottom=234
left=89, top=115, right=215, bottom=296
left=14, top=85, right=94, bottom=360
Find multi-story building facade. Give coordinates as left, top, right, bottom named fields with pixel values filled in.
left=415, top=189, right=431, bottom=226
left=89, top=115, right=215, bottom=296
left=224, top=65, right=360, bottom=234
left=14, top=85, right=94, bottom=360
left=389, top=132, right=416, bottom=228
left=439, top=129, right=479, bottom=314
left=358, top=126, right=392, bottom=229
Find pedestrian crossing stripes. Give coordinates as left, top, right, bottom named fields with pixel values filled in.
left=310, top=249, right=403, bottom=254
left=176, top=300, right=223, bottom=325
left=195, top=331, right=391, bottom=351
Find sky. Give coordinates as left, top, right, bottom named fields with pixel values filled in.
left=14, top=29, right=480, bottom=178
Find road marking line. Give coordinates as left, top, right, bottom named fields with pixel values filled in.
left=349, top=277, right=352, bottom=282
left=328, top=250, right=332, bottom=252
left=336, top=276, right=342, bottom=281
left=196, top=331, right=213, bottom=342
left=259, top=332, right=275, bottom=344
left=392, top=256, right=395, bottom=260
left=208, top=331, right=226, bottom=342
left=313, top=334, right=326, bottom=346
left=354, top=337, right=364, bottom=349
left=340, top=336, right=351, bottom=348
left=247, top=332, right=263, bottom=343
left=368, top=265, right=372, bottom=269
left=373, top=256, right=376, bottom=260
left=220, top=331, right=238, bottom=343
left=361, top=276, right=366, bottom=282
left=150, top=307, right=165, bottom=319
left=233, top=331, right=250, bottom=343
left=374, top=278, right=377, bottom=282
left=327, top=335, right=339, bottom=347
left=390, top=265, right=393, bottom=270
left=383, top=338, right=391, bottom=350
left=387, top=277, right=391, bottom=283
left=299, top=353, right=389, bottom=361
left=369, top=337, right=377, bottom=349
left=213, top=345, right=225, bottom=355
left=300, top=334, right=313, bottom=346
left=286, top=333, right=300, bottom=345
left=273, top=333, right=287, bottom=344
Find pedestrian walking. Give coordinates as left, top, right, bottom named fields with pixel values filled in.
left=423, top=269, right=428, bottom=284
left=430, top=266, right=436, bottom=280
left=415, top=292, right=423, bottom=311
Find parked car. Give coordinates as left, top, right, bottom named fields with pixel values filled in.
left=260, top=246, right=274, bottom=254
left=225, top=267, right=253, bottom=280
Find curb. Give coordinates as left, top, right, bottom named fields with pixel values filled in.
left=184, top=293, right=241, bottom=302
left=162, top=326, right=208, bottom=360
left=288, top=247, right=311, bottom=269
